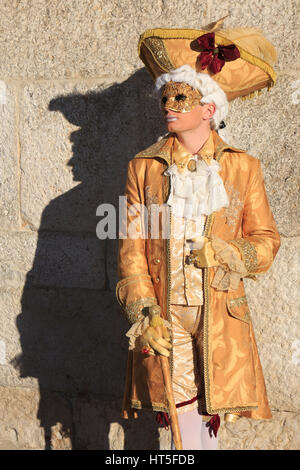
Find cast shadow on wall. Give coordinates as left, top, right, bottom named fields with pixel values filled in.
left=13, top=69, right=168, bottom=450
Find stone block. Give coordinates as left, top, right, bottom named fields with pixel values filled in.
left=0, top=287, right=37, bottom=389
left=225, top=74, right=300, bottom=236
left=219, top=411, right=300, bottom=450
left=72, top=397, right=161, bottom=450
left=0, top=386, right=45, bottom=449
left=0, top=285, right=128, bottom=395
left=244, top=237, right=300, bottom=411
left=0, top=231, right=105, bottom=289
left=0, top=0, right=163, bottom=81
left=0, top=81, right=19, bottom=229
left=0, top=385, right=73, bottom=450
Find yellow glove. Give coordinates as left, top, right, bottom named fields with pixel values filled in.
left=188, top=237, right=220, bottom=268
left=138, top=305, right=171, bottom=357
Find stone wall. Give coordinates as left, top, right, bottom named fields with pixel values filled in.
left=0, top=0, right=299, bottom=450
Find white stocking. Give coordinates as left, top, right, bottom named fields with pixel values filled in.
left=171, top=408, right=218, bottom=450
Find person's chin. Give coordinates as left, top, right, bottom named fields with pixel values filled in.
left=166, top=122, right=181, bottom=133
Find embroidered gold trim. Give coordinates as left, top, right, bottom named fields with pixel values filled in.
left=117, top=273, right=152, bottom=289
left=131, top=399, right=168, bottom=412
left=224, top=182, right=244, bottom=231
left=227, top=297, right=251, bottom=323
left=118, top=277, right=152, bottom=290
left=230, top=239, right=258, bottom=275
left=166, top=179, right=173, bottom=406
left=145, top=186, right=159, bottom=207
left=203, top=226, right=212, bottom=414
left=208, top=404, right=258, bottom=414
left=123, top=297, right=158, bottom=325
left=135, top=137, right=172, bottom=165
left=116, top=277, right=154, bottom=307
left=228, top=296, right=247, bottom=307
left=145, top=185, right=160, bottom=234
left=132, top=397, right=255, bottom=416
left=143, top=37, right=174, bottom=72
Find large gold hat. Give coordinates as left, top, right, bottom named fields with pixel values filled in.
left=138, top=18, right=277, bottom=101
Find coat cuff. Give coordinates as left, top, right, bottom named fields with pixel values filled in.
left=116, top=273, right=158, bottom=324
left=229, top=239, right=258, bottom=277
left=121, top=296, right=158, bottom=325
left=211, top=236, right=248, bottom=291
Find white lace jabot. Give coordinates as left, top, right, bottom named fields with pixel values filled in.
left=164, top=158, right=229, bottom=220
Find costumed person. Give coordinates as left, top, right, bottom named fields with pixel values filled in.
left=116, top=19, right=280, bottom=450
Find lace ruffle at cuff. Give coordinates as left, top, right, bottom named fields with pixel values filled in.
left=126, top=312, right=171, bottom=351
left=211, top=236, right=248, bottom=291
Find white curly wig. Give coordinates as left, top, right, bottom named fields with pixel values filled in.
left=155, top=64, right=228, bottom=130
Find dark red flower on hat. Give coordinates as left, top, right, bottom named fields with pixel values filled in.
left=196, top=32, right=240, bottom=74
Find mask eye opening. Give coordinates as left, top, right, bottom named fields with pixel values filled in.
left=175, top=94, right=186, bottom=102
left=161, top=96, right=167, bottom=104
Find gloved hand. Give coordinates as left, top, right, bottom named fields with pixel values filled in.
left=187, top=236, right=220, bottom=268
left=138, top=305, right=172, bottom=357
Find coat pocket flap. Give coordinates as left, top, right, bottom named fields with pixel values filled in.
left=226, top=296, right=251, bottom=323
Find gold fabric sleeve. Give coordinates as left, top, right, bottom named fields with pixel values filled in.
left=229, top=159, right=280, bottom=276
left=117, top=160, right=158, bottom=325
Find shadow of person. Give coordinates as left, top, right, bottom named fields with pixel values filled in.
left=12, top=68, right=166, bottom=450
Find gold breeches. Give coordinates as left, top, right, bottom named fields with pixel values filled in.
left=170, top=304, right=204, bottom=415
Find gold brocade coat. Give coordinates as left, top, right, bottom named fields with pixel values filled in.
left=117, top=130, right=280, bottom=420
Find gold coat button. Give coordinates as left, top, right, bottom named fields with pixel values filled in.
left=153, top=258, right=161, bottom=265
left=155, top=277, right=160, bottom=283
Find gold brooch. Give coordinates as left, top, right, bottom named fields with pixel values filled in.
left=187, top=160, right=197, bottom=172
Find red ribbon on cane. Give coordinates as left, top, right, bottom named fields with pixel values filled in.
left=196, top=32, right=240, bottom=74
left=156, top=412, right=171, bottom=429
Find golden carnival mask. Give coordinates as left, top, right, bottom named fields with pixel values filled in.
left=160, top=81, right=203, bottom=113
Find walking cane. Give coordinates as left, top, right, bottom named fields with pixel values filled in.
left=159, top=354, right=183, bottom=450
left=149, top=306, right=183, bottom=450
